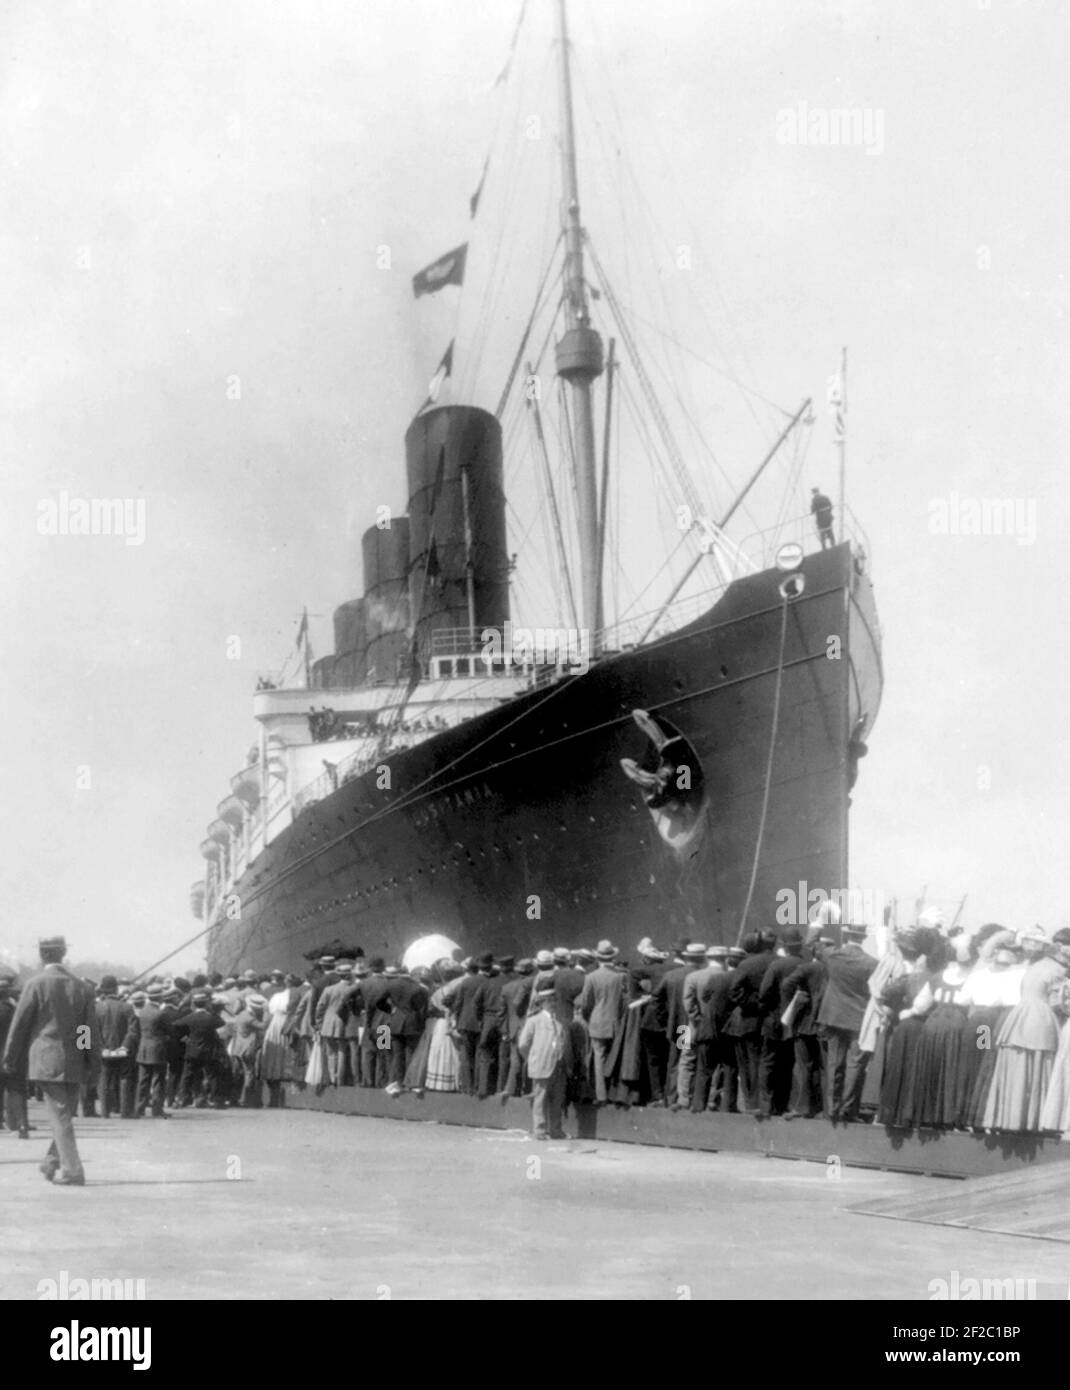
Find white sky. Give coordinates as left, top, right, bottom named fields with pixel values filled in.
left=2, top=0, right=1068, bottom=974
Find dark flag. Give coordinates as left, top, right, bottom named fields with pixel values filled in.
left=469, top=158, right=489, bottom=218
left=427, top=339, right=454, bottom=403
left=425, top=538, right=441, bottom=580
left=412, top=243, right=467, bottom=298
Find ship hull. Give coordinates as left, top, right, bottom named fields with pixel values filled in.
left=208, top=543, right=881, bottom=974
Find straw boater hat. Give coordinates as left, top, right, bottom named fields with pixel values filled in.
left=535, top=949, right=555, bottom=969
left=706, top=946, right=729, bottom=961
left=682, top=943, right=707, bottom=961
left=335, top=960, right=353, bottom=975
left=145, top=983, right=166, bottom=999
left=246, top=993, right=268, bottom=1012
left=552, top=947, right=571, bottom=965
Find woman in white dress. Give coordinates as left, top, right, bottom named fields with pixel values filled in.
left=261, top=976, right=298, bottom=1106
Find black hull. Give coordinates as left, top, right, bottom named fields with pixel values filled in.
left=208, top=543, right=881, bottom=974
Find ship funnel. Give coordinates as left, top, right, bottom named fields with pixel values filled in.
left=362, top=517, right=411, bottom=684
left=405, top=406, right=509, bottom=655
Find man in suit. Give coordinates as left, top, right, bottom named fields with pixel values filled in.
left=95, top=975, right=137, bottom=1118
left=161, top=986, right=187, bottom=1108
left=1, top=936, right=100, bottom=1184
left=342, top=961, right=368, bottom=1085
left=133, top=983, right=173, bottom=1118
left=578, top=941, right=628, bottom=1104
left=452, top=954, right=491, bottom=1095
left=676, top=945, right=729, bottom=1112
left=551, top=948, right=586, bottom=1016
left=476, top=957, right=509, bottom=1098
left=499, top=959, right=535, bottom=1096
left=630, top=939, right=670, bottom=1104
left=380, top=964, right=428, bottom=1088
left=652, top=942, right=700, bottom=1104
left=492, top=956, right=517, bottom=1092
left=359, top=958, right=392, bottom=1089
left=756, top=927, right=806, bottom=1117
left=172, top=990, right=225, bottom=1106
left=725, top=931, right=777, bottom=1113
left=0, top=970, right=32, bottom=1137
left=781, top=936, right=832, bottom=1119
left=817, top=923, right=877, bottom=1120
left=316, top=959, right=354, bottom=1086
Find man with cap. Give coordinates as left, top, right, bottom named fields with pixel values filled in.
left=315, top=959, right=355, bottom=1086
left=670, top=944, right=707, bottom=1110
left=380, top=963, right=429, bottom=1089
left=518, top=974, right=574, bottom=1140
left=95, top=976, right=137, bottom=1119
left=499, top=959, right=536, bottom=1096
left=452, top=954, right=491, bottom=1095
left=221, top=994, right=268, bottom=1107
left=552, top=948, right=586, bottom=1014
left=630, top=940, right=670, bottom=1104
left=0, top=969, right=32, bottom=1138
left=725, top=932, right=777, bottom=1113
left=577, top=941, right=627, bottom=1104
left=756, top=927, right=806, bottom=1118
left=475, top=956, right=511, bottom=1098
left=651, top=942, right=705, bottom=1105
left=359, top=958, right=392, bottom=1089
left=342, top=961, right=369, bottom=1086
left=172, top=990, right=226, bottom=1107
left=1, top=936, right=100, bottom=1184
left=492, top=956, right=518, bottom=1089
left=678, top=945, right=731, bottom=1112
left=781, top=935, right=832, bottom=1119
left=131, top=982, right=173, bottom=1119
left=817, top=923, right=877, bottom=1121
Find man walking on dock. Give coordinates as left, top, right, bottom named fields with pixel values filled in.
left=1, top=936, right=100, bottom=1185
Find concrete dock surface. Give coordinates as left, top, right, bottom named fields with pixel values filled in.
left=3, top=1102, right=1067, bottom=1301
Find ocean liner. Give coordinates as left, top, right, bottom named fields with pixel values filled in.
left=197, top=1, right=883, bottom=977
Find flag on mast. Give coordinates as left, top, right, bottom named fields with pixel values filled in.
left=412, top=244, right=467, bottom=298
left=826, top=369, right=845, bottom=441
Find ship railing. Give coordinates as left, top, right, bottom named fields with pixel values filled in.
left=735, top=509, right=873, bottom=574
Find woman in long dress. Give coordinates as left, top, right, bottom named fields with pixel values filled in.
left=424, top=963, right=465, bottom=1093
left=906, top=935, right=974, bottom=1130
left=878, top=928, right=949, bottom=1129
left=981, top=928, right=1067, bottom=1133
left=957, top=931, right=1022, bottom=1128
left=1038, top=929, right=1070, bottom=1136
left=261, top=975, right=299, bottom=1106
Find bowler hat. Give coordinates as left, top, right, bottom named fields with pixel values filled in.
left=39, top=935, right=67, bottom=952
left=476, top=952, right=494, bottom=969
left=496, top=955, right=516, bottom=971
left=100, top=974, right=118, bottom=993
left=780, top=927, right=805, bottom=948
left=842, top=923, right=868, bottom=940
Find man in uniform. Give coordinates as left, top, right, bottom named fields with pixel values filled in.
left=1, top=936, right=100, bottom=1184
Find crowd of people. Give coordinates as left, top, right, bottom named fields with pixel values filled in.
left=4, top=913, right=1070, bottom=1180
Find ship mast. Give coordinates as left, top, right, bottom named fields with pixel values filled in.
left=554, top=0, right=604, bottom=649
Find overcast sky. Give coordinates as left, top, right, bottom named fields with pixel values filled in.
left=2, top=0, right=1067, bottom=975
